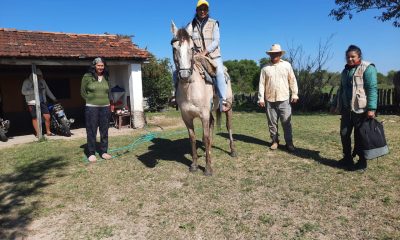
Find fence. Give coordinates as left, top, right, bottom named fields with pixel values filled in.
left=234, top=88, right=399, bottom=113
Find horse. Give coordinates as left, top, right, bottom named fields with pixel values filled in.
left=170, top=22, right=236, bottom=176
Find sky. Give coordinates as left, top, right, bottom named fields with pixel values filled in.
left=1, top=0, right=399, bottom=74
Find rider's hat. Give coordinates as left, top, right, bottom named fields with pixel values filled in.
left=196, top=0, right=209, bottom=8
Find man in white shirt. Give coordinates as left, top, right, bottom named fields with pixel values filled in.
left=258, top=44, right=299, bottom=151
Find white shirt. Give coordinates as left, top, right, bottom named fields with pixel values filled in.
left=258, top=60, right=299, bottom=103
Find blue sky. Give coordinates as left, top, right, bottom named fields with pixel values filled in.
left=1, top=0, right=399, bottom=74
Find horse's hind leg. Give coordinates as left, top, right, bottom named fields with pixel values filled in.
left=184, top=119, right=198, bottom=172
left=209, top=113, right=215, bottom=146
left=226, top=109, right=237, bottom=157
left=202, top=117, right=213, bottom=176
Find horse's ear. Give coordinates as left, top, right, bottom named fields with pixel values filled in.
left=171, top=21, right=178, bottom=36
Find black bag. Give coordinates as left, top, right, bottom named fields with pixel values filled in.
left=357, top=118, right=389, bottom=160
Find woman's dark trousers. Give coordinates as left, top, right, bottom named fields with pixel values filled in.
left=340, top=110, right=367, bottom=164
left=85, top=106, right=110, bottom=156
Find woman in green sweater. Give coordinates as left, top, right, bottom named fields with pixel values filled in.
left=331, top=45, right=378, bottom=171
left=81, top=57, right=112, bottom=162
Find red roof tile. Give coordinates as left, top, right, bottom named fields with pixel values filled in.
left=0, top=28, right=149, bottom=60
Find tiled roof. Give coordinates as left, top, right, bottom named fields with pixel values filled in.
left=0, top=28, right=149, bottom=60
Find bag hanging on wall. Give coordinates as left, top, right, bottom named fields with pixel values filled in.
left=357, top=118, right=389, bottom=160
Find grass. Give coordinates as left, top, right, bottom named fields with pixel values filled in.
left=0, top=110, right=399, bottom=239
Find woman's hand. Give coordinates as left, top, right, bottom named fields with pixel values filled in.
left=329, top=106, right=338, bottom=115
left=367, top=110, right=375, bottom=118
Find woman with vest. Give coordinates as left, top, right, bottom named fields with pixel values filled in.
left=331, top=45, right=378, bottom=171
left=81, top=57, right=113, bottom=162
left=186, top=0, right=229, bottom=112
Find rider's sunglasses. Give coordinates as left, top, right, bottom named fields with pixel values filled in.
left=197, top=6, right=208, bottom=12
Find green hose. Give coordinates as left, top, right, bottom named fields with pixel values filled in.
left=83, top=126, right=194, bottom=164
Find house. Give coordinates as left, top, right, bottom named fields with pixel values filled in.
left=0, top=28, right=149, bottom=136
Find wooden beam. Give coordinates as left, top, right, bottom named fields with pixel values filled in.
left=31, top=64, right=43, bottom=140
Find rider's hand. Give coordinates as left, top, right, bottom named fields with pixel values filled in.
left=258, top=101, right=265, bottom=108
left=199, top=50, right=208, bottom=57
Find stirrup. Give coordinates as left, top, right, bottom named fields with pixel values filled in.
left=221, top=99, right=232, bottom=112
left=169, top=96, right=177, bottom=107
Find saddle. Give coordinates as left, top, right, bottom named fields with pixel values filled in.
left=194, top=55, right=227, bottom=85
left=194, top=55, right=232, bottom=111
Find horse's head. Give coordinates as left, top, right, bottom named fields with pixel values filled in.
left=171, top=21, right=194, bottom=82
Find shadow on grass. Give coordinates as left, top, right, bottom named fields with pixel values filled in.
left=216, top=132, right=268, bottom=146
left=288, top=147, right=345, bottom=169
left=217, top=132, right=346, bottom=170
left=0, top=157, right=67, bottom=239
left=136, top=137, right=206, bottom=171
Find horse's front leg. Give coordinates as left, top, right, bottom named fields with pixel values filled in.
left=184, top=119, right=198, bottom=172
left=202, top=117, right=213, bottom=176
left=226, top=109, right=237, bottom=157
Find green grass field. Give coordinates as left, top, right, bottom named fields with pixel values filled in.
left=1, top=111, right=399, bottom=239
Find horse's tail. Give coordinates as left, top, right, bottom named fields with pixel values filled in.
left=216, top=109, right=222, bottom=131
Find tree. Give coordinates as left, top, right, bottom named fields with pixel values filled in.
left=286, top=35, right=335, bottom=111
left=142, top=53, right=173, bottom=111
left=224, top=59, right=259, bottom=93
left=330, top=0, right=400, bottom=27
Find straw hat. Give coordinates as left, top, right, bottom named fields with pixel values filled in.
left=266, top=44, right=285, bottom=55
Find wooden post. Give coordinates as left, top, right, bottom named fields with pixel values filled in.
left=31, top=64, right=43, bottom=140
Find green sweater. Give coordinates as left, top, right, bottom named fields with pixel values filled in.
left=80, top=73, right=110, bottom=106
left=335, top=64, right=378, bottom=111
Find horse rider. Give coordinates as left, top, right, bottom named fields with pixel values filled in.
left=171, top=0, right=230, bottom=112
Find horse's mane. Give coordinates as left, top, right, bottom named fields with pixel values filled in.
left=177, top=28, right=190, bottom=43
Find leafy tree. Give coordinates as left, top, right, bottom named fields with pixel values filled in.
left=259, top=57, right=270, bottom=68
left=377, top=70, right=398, bottom=87
left=387, top=70, right=398, bottom=84
left=224, top=59, right=260, bottom=93
left=330, top=0, right=400, bottom=27
left=142, top=54, right=173, bottom=111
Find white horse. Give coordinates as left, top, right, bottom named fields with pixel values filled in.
left=171, top=22, right=236, bottom=176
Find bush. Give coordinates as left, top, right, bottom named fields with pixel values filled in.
left=142, top=54, right=173, bottom=111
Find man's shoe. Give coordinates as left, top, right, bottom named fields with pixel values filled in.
left=354, top=159, right=367, bottom=171
left=286, top=143, right=295, bottom=152
left=270, top=142, right=279, bottom=150
left=337, top=157, right=354, bottom=170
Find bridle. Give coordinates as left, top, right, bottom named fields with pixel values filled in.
left=172, top=38, right=195, bottom=83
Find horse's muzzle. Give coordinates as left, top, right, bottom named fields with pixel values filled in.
left=179, top=69, right=192, bottom=80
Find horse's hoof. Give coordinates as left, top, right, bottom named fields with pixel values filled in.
left=204, top=170, right=213, bottom=176
left=189, top=166, right=198, bottom=172
left=230, top=151, right=238, bottom=157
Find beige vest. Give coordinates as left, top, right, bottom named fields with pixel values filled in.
left=337, top=61, right=372, bottom=113
left=189, top=18, right=221, bottom=59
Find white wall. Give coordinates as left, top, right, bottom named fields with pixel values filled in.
left=108, top=65, right=130, bottom=108
left=128, top=63, right=145, bottom=128
left=109, top=64, right=145, bottom=128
